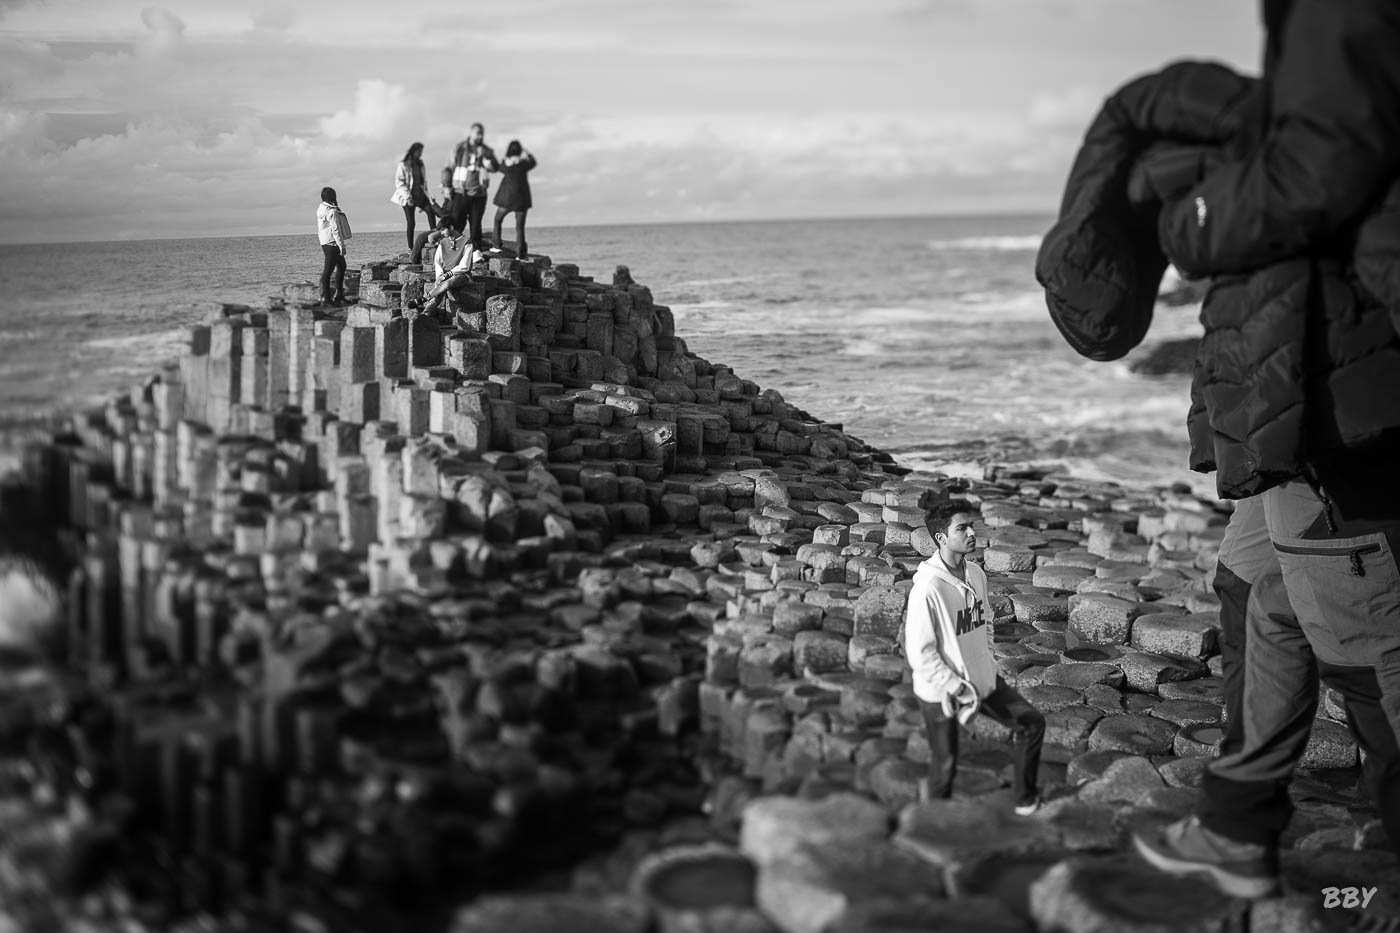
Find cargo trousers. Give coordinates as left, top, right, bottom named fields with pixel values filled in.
left=1199, top=480, right=1400, bottom=854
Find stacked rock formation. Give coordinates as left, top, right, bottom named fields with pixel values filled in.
left=2, top=246, right=1396, bottom=932
left=0, top=249, right=905, bottom=930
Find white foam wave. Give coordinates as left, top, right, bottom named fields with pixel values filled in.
left=926, top=235, right=1042, bottom=252
left=84, top=330, right=185, bottom=353
left=670, top=275, right=756, bottom=288
left=841, top=338, right=887, bottom=357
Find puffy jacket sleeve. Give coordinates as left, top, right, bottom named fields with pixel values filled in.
left=1160, top=0, right=1400, bottom=276
left=905, top=583, right=959, bottom=699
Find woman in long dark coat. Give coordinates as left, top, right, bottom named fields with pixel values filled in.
left=491, top=140, right=536, bottom=258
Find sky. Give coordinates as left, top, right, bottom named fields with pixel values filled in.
left=0, top=0, right=1262, bottom=243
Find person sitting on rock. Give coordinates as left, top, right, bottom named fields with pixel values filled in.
left=423, top=225, right=481, bottom=313
left=411, top=213, right=455, bottom=266
left=904, top=499, right=1045, bottom=814
left=491, top=139, right=536, bottom=258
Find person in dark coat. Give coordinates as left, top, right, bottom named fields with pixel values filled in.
left=491, top=140, right=536, bottom=258
left=1037, top=0, right=1400, bottom=898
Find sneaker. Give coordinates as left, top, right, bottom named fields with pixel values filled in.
left=1013, top=797, right=1042, bottom=816
left=1132, top=816, right=1280, bottom=899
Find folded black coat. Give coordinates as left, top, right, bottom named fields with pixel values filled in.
left=1039, top=0, right=1400, bottom=502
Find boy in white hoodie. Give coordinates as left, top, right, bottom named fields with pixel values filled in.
left=904, top=499, right=1045, bottom=813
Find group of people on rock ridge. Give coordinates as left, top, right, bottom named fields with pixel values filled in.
left=314, top=122, right=537, bottom=306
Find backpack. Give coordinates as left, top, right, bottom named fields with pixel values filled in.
left=333, top=207, right=352, bottom=241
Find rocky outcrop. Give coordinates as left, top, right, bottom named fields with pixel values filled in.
left=1, top=248, right=1394, bottom=932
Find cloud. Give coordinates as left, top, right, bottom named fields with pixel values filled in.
left=251, top=5, right=294, bottom=33
left=318, top=79, right=415, bottom=141
left=139, top=5, right=184, bottom=48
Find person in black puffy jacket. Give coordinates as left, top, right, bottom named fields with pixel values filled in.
left=1038, top=0, right=1400, bottom=898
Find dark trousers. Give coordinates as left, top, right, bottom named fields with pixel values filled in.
left=410, top=230, right=433, bottom=265
left=493, top=207, right=528, bottom=255
left=1200, top=481, right=1400, bottom=854
left=402, top=188, right=438, bottom=250
left=919, top=676, right=1045, bottom=805
left=319, top=244, right=345, bottom=299
left=450, top=194, right=488, bottom=250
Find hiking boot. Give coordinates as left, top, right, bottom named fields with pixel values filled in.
left=1132, top=816, right=1280, bottom=899
left=1013, top=797, right=1042, bottom=816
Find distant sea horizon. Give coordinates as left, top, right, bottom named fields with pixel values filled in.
left=0, top=210, right=1055, bottom=249
left=0, top=214, right=1212, bottom=496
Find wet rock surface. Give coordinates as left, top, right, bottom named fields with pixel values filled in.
left=0, top=251, right=1393, bottom=931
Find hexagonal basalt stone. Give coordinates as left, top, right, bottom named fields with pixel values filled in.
left=1031, top=564, right=1095, bottom=593
left=1158, top=756, right=1209, bottom=789
left=1044, top=706, right=1105, bottom=753
left=868, top=757, right=924, bottom=809
left=1040, top=662, right=1125, bottom=691
left=1078, top=754, right=1166, bottom=806
left=1300, top=718, right=1359, bottom=770
left=852, top=586, right=908, bottom=639
left=1173, top=722, right=1226, bottom=758
left=1020, top=684, right=1083, bottom=713
left=1034, top=798, right=1121, bottom=851
left=1065, top=749, right=1132, bottom=786
left=1155, top=677, right=1225, bottom=705
left=793, top=630, right=850, bottom=675
left=756, top=838, right=944, bottom=933
left=840, top=678, right=894, bottom=723
left=1113, top=650, right=1205, bottom=693
left=1029, top=856, right=1245, bottom=933
left=893, top=798, right=1061, bottom=871
left=862, top=653, right=907, bottom=682
left=1009, top=592, right=1069, bottom=624
left=738, top=636, right=795, bottom=689
left=773, top=600, right=825, bottom=636
left=1130, top=612, right=1219, bottom=658
left=1150, top=699, right=1222, bottom=727
left=1020, top=631, right=1066, bottom=653
left=999, top=654, right=1061, bottom=689
left=741, top=792, right=891, bottom=868
left=1087, top=714, right=1179, bottom=757
left=1067, top=594, right=1144, bottom=646
left=983, top=545, right=1038, bottom=574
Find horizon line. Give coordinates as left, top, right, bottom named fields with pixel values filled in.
left=0, top=208, right=1056, bottom=249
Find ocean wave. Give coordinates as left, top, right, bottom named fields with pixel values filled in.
left=83, top=329, right=185, bottom=352
left=926, top=235, right=1042, bottom=252
left=841, top=338, right=888, bottom=357
left=670, top=275, right=756, bottom=288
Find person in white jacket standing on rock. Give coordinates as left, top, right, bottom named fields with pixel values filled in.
left=904, top=499, right=1045, bottom=813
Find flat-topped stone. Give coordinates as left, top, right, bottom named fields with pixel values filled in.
left=1029, top=856, right=1246, bottom=933
left=893, top=798, right=1061, bottom=869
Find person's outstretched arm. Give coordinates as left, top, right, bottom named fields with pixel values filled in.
left=1159, top=0, right=1400, bottom=276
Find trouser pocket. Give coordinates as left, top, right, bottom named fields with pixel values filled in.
left=1271, top=531, right=1400, bottom=668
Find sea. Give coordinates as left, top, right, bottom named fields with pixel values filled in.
left=0, top=215, right=1211, bottom=496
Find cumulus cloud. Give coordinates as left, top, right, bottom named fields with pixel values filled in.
left=318, top=79, right=413, bottom=141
